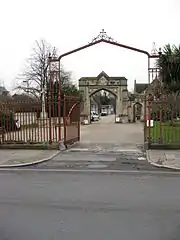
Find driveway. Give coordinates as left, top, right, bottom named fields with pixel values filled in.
left=80, top=115, right=144, bottom=148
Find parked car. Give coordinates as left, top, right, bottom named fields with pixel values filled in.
left=101, top=109, right=108, bottom=116
left=91, top=111, right=99, bottom=122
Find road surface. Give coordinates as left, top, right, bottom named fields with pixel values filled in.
left=0, top=170, right=180, bottom=240
left=30, top=150, right=160, bottom=171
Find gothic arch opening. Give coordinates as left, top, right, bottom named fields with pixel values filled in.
left=89, top=87, right=117, bottom=99
left=133, top=102, right=143, bottom=122
left=90, top=88, right=117, bottom=121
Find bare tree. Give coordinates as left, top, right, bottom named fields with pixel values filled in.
left=16, top=39, right=71, bottom=99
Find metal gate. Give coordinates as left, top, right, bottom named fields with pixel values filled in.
left=143, top=62, right=180, bottom=148
left=144, top=94, right=180, bottom=148
left=63, top=96, right=80, bottom=145
left=0, top=99, right=62, bottom=145
left=144, top=44, right=162, bottom=147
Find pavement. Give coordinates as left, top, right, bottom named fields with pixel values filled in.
left=0, top=149, right=59, bottom=167
left=27, top=149, right=149, bottom=171
left=147, top=149, right=180, bottom=170
left=0, top=115, right=145, bottom=169
left=0, top=147, right=176, bottom=171
left=1, top=171, right=180, bottom=240
left=0, top=115, right=179, bottom=171
left=0, top=146, right=162, bottom=171
left=27, top=142, right=164, bottom=172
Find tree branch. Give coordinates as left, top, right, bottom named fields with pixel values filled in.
left=17, top=39, right=72, bottom=99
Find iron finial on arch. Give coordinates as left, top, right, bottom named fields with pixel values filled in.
left=90, top=29, right=117, bottom=43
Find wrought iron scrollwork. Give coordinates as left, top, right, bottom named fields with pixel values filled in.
left=90, top=29, right=117, bottom=43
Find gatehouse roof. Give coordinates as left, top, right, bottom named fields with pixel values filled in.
left=79, top=71, right=127, bottom=82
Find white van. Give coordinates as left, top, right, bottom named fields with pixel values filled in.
left=101, top=109, right=108, bottom=116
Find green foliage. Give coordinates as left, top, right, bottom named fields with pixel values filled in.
left=62, top=84, right=80, bottom=96
left=100, top=95, right=110, bottom=105
left=46, top=81, right=81, bottom=99
left=157, top=44, right=180, bottom=92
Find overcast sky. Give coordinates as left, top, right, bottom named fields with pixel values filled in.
left=0, top=0, right=179, bottom=91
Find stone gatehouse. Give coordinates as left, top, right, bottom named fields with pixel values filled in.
left=79, top=71, right=145, bottom=123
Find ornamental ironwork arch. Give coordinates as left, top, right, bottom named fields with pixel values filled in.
left=57, top=29, right=162, bottom=86
left=47, top=31, right=162, bottom=143
left=48, top=29, right=162, bottom=91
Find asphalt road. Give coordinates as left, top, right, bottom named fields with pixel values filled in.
left=28, top=149, right=164, bottom=171
left=28, top=151, right=158, bottom=170
left=0, top=171, right=180, bottom=240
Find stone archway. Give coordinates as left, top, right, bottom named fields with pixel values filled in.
left=132, top=102, right=143, bottom=122
left=79, top=71, right=129, bottom=123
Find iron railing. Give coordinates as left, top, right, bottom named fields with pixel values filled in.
left=145, top=96, right=180, bottom=147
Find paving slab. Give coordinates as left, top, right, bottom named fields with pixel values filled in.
left=0, top=149, right=59, bottom=167
left=147, top=150, right=180, bottom=170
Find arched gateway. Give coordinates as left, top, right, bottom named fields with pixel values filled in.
left=79, top=71, right=129, bottom=123
left=47, top=29, right=162, bottom=143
